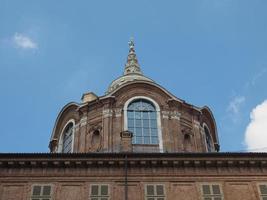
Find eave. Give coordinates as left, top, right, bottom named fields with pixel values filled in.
left=0, top=152, right=267, bottom=169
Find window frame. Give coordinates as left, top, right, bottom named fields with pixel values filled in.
left=127, top=99, right=158, bottom=145
left=89, top=184, right=110, bottom=200
left=200, top=183, right=224, bottom=200
left=30, top=184, right=53, bottom=200
left=123, top=96, right=163, bottom=152
left=57, top=119, right=75, bottom=153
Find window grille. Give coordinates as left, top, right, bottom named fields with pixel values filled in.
left=201, top=184, right=223, bottom=200
left=31, top=185, right=52, bottom=200
left=145, top=184, right=165, bottom=200
left=90, top=185, right=109, bottom=200
left=204, top=126, right=213, bottom=152
left=62, top=122, right=74, bottom=153
left=127, top=99, right=158, bottom=144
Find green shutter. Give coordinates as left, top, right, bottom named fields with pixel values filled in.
left=212, top=185, right=221, bottom=194
left=32, top=186, right=42, bottom=196
left=42, top=186, right=51, bottom=196
left=147, top=185, right=154, bottom=195
left=91, top=185, right=99, bottom=196
left=101, top=185, right=108, bottom=195
left=202, top=185, right=211, bottom=195
left=156, top=185, right=164, bottom=195
left=260, top=185, right=267, bottom=195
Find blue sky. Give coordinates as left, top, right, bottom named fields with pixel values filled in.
left=0, top=0, right=267, bottom=152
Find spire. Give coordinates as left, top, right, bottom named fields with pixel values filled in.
left=124, top=37, right=142, bottom=75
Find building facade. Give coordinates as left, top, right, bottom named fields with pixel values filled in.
left=0, top=40, right=267, bottom=200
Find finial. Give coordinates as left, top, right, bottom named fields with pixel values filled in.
left=123, top=37, right=142, bottom=75
left=128, top=37, right=134, bottom=49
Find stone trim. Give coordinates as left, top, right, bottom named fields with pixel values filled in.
left=102, top=109, right=113, bottom=118
left=0, top=154, right=267, bottom=170
left=114, top=108, right=122, bottom=117
left=162, top=111, right=181, bottom=120
left=80, top=116, right=88, bottom=127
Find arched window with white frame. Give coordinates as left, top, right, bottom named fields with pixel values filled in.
left=58, top=120, right=75, bottom=153
left=124, top=96, right=163, bottom=152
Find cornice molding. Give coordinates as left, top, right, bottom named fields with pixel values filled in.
left=0, top=153, right=267, bottom=170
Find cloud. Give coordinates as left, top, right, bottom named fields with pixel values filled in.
left=227, top=96, right=245, bottom=115
left=244, top=100, right=267, bottom=152
left=13, top=33, right=38, bottom=49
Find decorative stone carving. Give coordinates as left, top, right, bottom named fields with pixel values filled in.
left=87, top=125, right=103, bottom=152
left=193, top=120, right=200, bottom=128
left=49, top=139, right=58, bottom=153
left=114, top=108, right=122, bottom=117
left=181, top=127, right=193, bottom=152
left=102, top=109, right=112, bottom=118
left=80, top=116, right=87, bottom=127
left=162, top=110, right=181, bottom=120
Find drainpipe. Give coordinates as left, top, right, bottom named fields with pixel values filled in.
left=124, top=154, right=128, bottom=200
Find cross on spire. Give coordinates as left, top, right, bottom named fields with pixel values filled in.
left=124, top=37, right=142, bottom=75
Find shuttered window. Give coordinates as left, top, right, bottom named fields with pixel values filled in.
left=145, top=184, right=165, bottom=200
left=259, top=184, right=267, bottom=200
left=31, top=185, right=52, bottom=200
left=90, top=185, right=109, bottom=200
left=201, top=184, right=223, bottom=200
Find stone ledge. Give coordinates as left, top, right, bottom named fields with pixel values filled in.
left=0, top=153, right=267, bottom=169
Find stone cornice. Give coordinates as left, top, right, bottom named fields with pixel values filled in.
left=0, top=153, right=267, bottom=169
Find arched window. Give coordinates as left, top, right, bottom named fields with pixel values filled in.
left=127, top=99, right=158, bottom=144
left=62, top=122, right=74, bottom=153
left=204, top=125, right=213, bottom=152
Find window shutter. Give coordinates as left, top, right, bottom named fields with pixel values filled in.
left=101, top=185, right=108, bottom=195
left=212, top=185, right=221, bottom=195
left=145, top=184, right=165, bottom=200
left=202, top=184, right=223, bottom=200
left=202, top=185, right=211, bottom=195
left=147, top=185, right=154, bottom=196
left=259, top=184, right=267, bottom=200
left=260, top=185, right=267, bottom=195
left=90, top=184, right=109, bottom=200
left=91, top=185, right=99, bottom=196
left=31, top=185, right=52, bottom=200
left=42, top=186, right=51, bottom=196
left=156, top=185, right=164, bottom=195
left=32, top=186, right=42, bottom=196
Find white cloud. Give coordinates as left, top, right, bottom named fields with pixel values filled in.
left=227, top=96, right=245, bottom=115
left=13, top=33, right=37, bottom=49
left=244, top=100, right=267, bottom=152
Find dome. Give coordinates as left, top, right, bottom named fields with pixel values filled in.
left=107, top=73, right=154, bottom=93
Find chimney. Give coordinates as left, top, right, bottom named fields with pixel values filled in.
left=120, top=131, right=133, bottom=152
